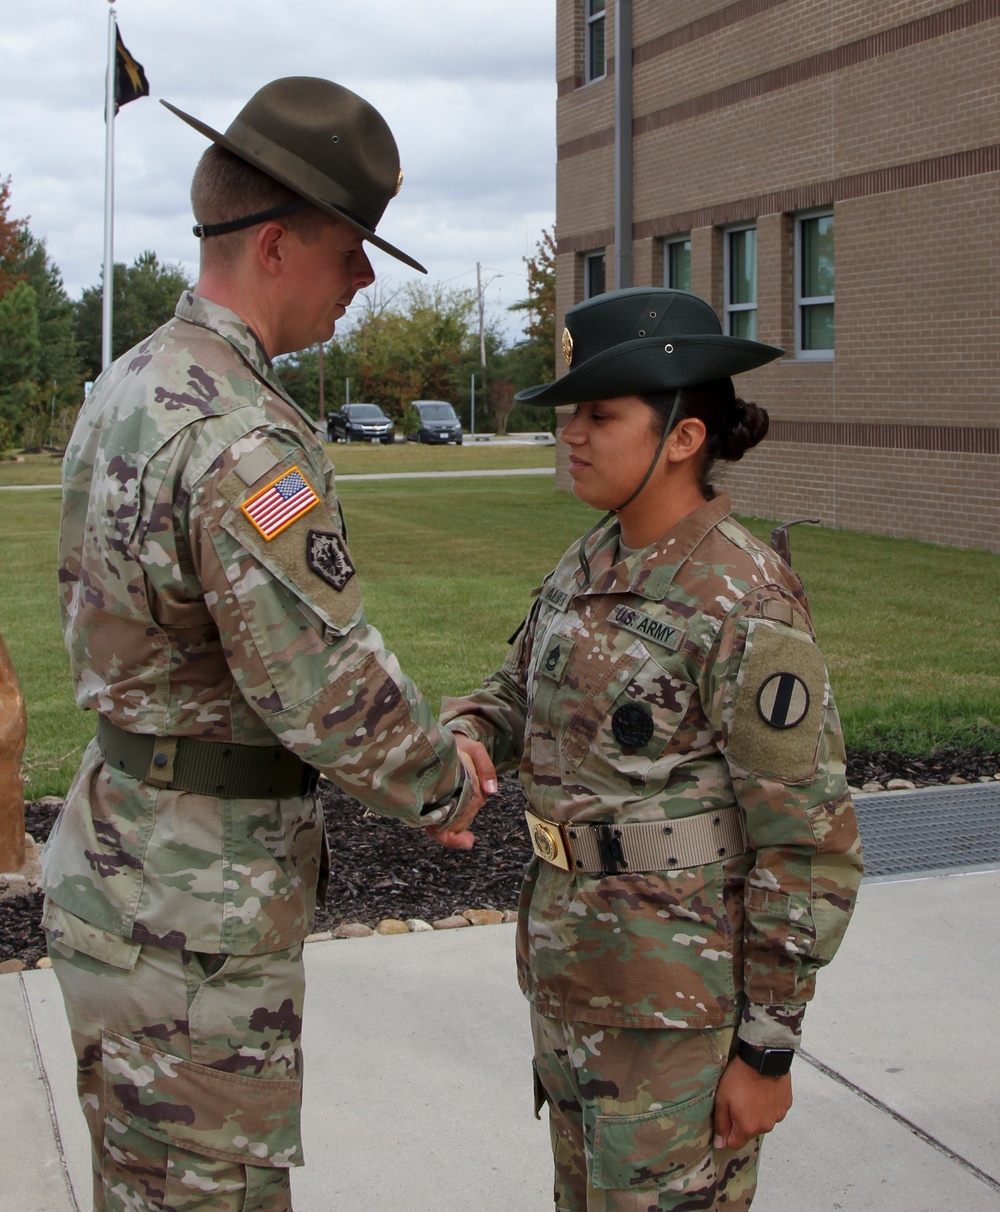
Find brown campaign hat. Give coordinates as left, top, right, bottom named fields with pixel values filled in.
left=516, top=288, right=782, bottom=405
left=162, top=76, right=426, bottom=273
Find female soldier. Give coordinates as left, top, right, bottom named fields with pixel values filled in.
left=439, top=288, right=863, bottom=1211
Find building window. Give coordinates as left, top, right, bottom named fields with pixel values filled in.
left=664, top=237, right=691, bottom=292
left=586, top=0, right=606, bottom=83
left=584, top=251, right=606, bottom=299
left=797, top=212, right=834, bottom=356
left=725, top=226, right=757, bottom=340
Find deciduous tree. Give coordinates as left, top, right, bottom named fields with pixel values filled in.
left=74, top=251, right=193, bottom=380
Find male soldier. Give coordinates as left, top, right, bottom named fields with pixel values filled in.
left=43, top=77, right=494, bottom=1212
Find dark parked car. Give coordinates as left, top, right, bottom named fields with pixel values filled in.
left=326, top=403, right=394, bottom=444
left=406, top=400, right=463, bottom=444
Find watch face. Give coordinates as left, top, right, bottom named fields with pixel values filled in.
left=758, top=1049, right=794, bottom=1077
left=739, top=1041, right=794, bottom=1076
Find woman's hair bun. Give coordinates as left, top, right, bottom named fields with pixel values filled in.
left=720, top=397, right=769, bottom=461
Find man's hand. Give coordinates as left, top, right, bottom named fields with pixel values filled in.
left=712, top=1056, right=793, bottom=1151
left=426, top=733, right=498, bottom=851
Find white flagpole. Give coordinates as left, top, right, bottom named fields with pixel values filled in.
left=101, top=4, right=117, bottom=371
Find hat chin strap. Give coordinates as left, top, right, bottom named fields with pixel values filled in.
left=192, top=198, right=311, bottom=239
left=577, top=395, right=680, bottom=585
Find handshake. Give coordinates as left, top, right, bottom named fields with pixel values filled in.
left=426, top=732, right=498, bottom=852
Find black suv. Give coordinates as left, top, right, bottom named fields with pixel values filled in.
left=407, top=400, right=463, bottom=445
left=326, top=403, right=394, bottom=444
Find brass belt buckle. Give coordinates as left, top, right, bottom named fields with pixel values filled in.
left=524, top=809, right=572, bottom=871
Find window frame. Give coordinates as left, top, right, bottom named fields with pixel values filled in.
left=585, top=0, right=607, bottom=84
left=663, top=236, right=692, bottom=293
left=723, top=224, right=758, bottom=340
left=583, top=250, right=606, bottom=300
left=795, top=208, right=834, bottom=360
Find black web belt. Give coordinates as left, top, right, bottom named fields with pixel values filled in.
left=97, top=716, right=319, bottom=799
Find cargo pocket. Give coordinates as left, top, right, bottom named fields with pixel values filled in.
left=590, top=1086, right=715, bottom=1191
left=102, top=1030, right=302, bottom=1169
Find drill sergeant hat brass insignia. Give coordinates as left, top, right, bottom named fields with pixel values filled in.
left=306, top=529, right=356, bottom=591
left=562, top=327, right=574, bottom=366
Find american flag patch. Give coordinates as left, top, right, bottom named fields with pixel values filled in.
left=241, top=466, right=319, bottom=540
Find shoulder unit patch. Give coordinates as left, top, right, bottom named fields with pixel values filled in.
left=306, top=530, right=356, bottom=591
left=756, top=672, right=810, bottom=730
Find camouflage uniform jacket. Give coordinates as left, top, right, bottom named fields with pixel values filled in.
left=441, top=494, right=862, bottom=1049
left=45, top=292, right=470, bottom=956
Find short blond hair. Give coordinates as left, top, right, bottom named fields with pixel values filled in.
left=190, top=145, right=329, bottom=268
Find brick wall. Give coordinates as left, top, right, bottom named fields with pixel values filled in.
left=553, top=0, right=1000, bottom=552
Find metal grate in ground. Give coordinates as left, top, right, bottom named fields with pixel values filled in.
left=853, top=781, right=1000, bottom=878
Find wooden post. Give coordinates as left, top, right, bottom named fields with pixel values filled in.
left=0, top=635, right=27, bottom=872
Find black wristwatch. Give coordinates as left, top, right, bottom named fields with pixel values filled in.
left=737, top=1040, right=795, bottom=1077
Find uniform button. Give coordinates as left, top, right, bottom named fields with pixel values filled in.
left=153, top=752, right=168, bottom=769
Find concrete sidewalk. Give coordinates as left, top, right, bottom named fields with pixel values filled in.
left=4, top=868, right=1000, bottom=1211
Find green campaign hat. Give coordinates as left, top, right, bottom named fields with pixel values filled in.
left=516, top=287, right=782, bottom=405
left=162, top=76, right=426, bottom=273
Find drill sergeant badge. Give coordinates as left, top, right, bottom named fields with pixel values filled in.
left=611, top=701, right=655, bottom=748
left=306, top=529, right=356, bottom=591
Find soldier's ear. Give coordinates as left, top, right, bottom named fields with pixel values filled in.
left=254, top=222, right=290, bottom=278
left=665, top=417, right=707, bottom=463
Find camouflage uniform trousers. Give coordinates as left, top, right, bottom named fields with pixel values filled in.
left=47, top=927, right=305, bottom=1212
left=531, top=1010, right=760, bottom=1212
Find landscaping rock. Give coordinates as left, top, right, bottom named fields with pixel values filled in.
left=432, top=915, right=470, bottom=930
left=375, top=918, right=409, bottom=935
left=0, top=958, right=26, bottom=974
left=406, top=919, right=433, bottom=932
left=463, top=909, right=504, bottom=926
left=334, top=922, right=373, bottom=939
left=886, top=778, right=917, bottom=791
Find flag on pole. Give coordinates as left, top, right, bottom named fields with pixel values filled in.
left=114, top=25, right=149, bottom=112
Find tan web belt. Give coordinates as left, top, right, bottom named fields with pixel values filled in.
left=97, top=716, right=318, bottom=799
left=525, top=805, right=747, bottom=875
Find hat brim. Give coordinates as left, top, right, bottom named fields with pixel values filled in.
left=515, top=334, right=784, bottom=406
left=162, top=99, right=427, bottom=274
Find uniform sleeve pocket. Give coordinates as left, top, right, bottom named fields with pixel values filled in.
left=590, top=1087, right=715, bottom=1190
left=102, top=1030, right=302, bottom=1167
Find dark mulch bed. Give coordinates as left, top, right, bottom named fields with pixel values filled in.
left=3, top=750, right=998, bottom=971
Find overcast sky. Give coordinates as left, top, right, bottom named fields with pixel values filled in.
left=0, top=0, right=555, bottom=338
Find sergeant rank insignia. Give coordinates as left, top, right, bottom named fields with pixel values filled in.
left=307, top=530, right=356, bottom=591
left=241, top=466, right=319, bottom=540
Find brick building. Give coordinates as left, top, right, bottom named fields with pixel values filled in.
left=553, top=0, right=1000, bottom=552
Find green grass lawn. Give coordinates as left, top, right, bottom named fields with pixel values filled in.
left=2, top=476, right=997, bottom=799
left=0, top=440, right=554, bottom=487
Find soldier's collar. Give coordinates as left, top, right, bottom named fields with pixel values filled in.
left=174, top=292, right=322, bottom=435
left=569, top=494, right=733, bottom=599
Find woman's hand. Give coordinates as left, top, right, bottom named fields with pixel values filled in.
left=712, top=1056, right=793, bottom=1151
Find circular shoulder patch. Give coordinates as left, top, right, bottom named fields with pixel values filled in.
left=611, top=702, right=654, bottom=748
left=756, top=672, right=810, bottom=730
